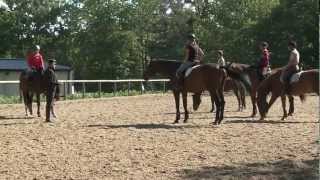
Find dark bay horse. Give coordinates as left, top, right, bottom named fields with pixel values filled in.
left=143, top=60, right=251, bottom=125
left=257, top=69, right=319, bottom=120
left=19, top=70, right=59, bottom=122
left=192, top=77, right=247, bottom=112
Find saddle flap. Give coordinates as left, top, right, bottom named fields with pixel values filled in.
left=185, top=65, right=201, bottom=78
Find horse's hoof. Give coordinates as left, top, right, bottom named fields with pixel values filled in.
left=45, top=119, right=52, bottom=123
left=183, top=120, right=188, bottom=123
left=211, top=122, right=218, bottom=126
left=173, top=120, right=179, bottom=124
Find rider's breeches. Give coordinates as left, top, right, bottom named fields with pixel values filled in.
left=176, top=61, right=195, bottom=78
left=280, top=66, right=299, bottom=83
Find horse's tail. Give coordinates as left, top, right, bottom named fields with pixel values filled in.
left=222, top=65, right=252, bottom=92
left=299, top=95, right=306, bottom=102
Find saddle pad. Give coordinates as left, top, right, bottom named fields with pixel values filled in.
left=185, top=65, right=201, bottom=78
left=290, top=71, right=303, bottom=84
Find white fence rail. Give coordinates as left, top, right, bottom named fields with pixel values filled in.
left=0, top=79, right=170, bottom=98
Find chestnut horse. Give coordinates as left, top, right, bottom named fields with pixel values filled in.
left=143, top=60, right=251, bottom=125
left=257, top=69, right=319, bottom=120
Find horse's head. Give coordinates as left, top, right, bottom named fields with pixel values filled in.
left=192, top=93, right=202, bottom=111
left=143, top=60, right=155, bottom=81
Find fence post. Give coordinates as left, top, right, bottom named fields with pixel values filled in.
left=163, top=81, right=166, bottom=93
left=82, top=82, right=86, bottom=98
left=64, top=82, right=67, bottom=100
left=128, top=81, right=131, bottom=96
left=113, top=82, right=117, bottom=96
left=98, top=82, right=102, bottom=97
left=140, top=81, right=143, bottom=94
left=150, top=81, right=153, bottom=92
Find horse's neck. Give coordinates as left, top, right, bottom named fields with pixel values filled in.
left=157, top=62, right=180, bottom=77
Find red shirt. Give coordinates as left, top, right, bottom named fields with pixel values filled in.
left=27, top=52, right=44, bottom=70
left=260, top=48, right=270, bottom=67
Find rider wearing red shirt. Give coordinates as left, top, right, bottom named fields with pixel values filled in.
left=27, top=45, right=44, bottom=72
left=257, top=42, right=270, bottom=80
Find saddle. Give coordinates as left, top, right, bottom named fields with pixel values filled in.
left=185, top=64, right=201, bottom=78
left=27, top=69, right=43, bottom=82
left=289, top=71, right=303, bottom=84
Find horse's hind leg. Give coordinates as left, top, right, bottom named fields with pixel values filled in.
left=36, top=93, right=41, bottom=117
left=210, top=91, right=220, bottom=125
left=288, top=95, right=294, bottom=116
left=280, top=95, right=288, bottom=120
left=182, top=91, right=189, bottom=123
left=173, top=90, right=180, bottom=124
left=218, top=90, right=225, bottom=124
left=233, top=88, right=242, bottom=111
left=240, top=83, right=246, bottom=110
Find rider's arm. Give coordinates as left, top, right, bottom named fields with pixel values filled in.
left=198, top=47, right=204, bottom=62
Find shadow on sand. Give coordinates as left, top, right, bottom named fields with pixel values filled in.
left=224, top=119, right=319, bottom=124
left=87, top=123, right=204, bottom=130
left=0, top=115, right=33, bottom=120
left=179, top=158, right=318, bottom=180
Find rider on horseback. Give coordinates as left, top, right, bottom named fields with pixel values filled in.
left=281, top=41, right=300, bottom=95
left=27, top=45, right=44, bottom=80
left=217, top=50, right=225, bottom=68
left=257, top=41, right=270, bottom=81
left=176, top=34, right=204, bottom=90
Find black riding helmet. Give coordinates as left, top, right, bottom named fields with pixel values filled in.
left=187, top=34, right=196, bottom=40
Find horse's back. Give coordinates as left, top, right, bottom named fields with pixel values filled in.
left=184, top=63, right=225, bottom=92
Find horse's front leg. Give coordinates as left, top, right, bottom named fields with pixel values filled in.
left=280, top=95, right=288, bottom=120
left=173, top=90, right=180, bottom=124
left=28, top=93, right=34, bottom=116
left=51, top=101, right=57, bottom=118
left=210, top=94, right=215, bottom=112
left=250, top=90, right=257, bottom=117
left=46, top=93, right=54, bottom=122
left=36, top=93, right=41, bottom=117
left=263, top=93, right=279, bottom=120
left=182, top=91, right=189, bottom=123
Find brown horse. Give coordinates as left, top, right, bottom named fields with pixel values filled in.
left=143, top=60, right=251, bottom=125
left=257, top=69, right=319, bottom=120
left=192, top=77, right=247, bottom=112
left=20, top=69, right=59, bottom=122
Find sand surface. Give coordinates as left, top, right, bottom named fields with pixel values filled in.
left=0, top=94, right=318, bottom=179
